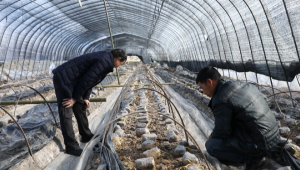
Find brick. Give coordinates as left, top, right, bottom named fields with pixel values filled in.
left=279, top=127, right=290, bottom=135
left=141, top=147, right=161, bottom=158
left=136, top=128, right=150, bottom=137
left=285, top=119, right=297, bottom=126
left=114, top=125, right=121, bottom=131
left=165, top=119, right=174, bottom=125
left=120, top=110, right=128, bottom=115
left=136, top=157, right=155, bottom=170
left=167, top=129, right=178, bottom=142
left=138, top=116, right=149, bottom=123
left=162, top=113, right=171, bottom=121
left=168, top=128, right=179, bottom=135
left=174, top=145, right=186, bottom=157
left=142, top=140, right=155, bottom=151
left=165, top=124, right=175, bottom=130
left=142, top=133, right=157, bottom=142
left=274, top=112, right=284, bottom=119
left=136, top=122, right=147, bottom=128
left=178, top=140, right=189, bottom=147
left=182, top=152, right=199, bottom=165
left=161, top=109, right=168, bottom=114
left=138, top=113, right=148, bottom=117
left=125, top=106, right=131, bottom=113
left=111, top=133, right=119, bottom=143
left=188, top=165, right=200, bottom=170
left=117, top=121, right=126, bottom=128
left=115, top=128, right=124, bottom=137
left=279, top=137, right=292, bottom=145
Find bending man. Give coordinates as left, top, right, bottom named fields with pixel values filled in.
left=52, top=49, right=127, bottom=156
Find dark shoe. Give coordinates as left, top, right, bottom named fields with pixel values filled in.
left=65, top=148, right=83, bottom=156
left=80, top=134, right=94, bottom=143
left=246, top=157, right=269, bottom=170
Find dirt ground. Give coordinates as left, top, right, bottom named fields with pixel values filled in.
left=85, top=84, right=209, bottom=170
left=277, top=118, right=300, bottom=159
left=116, top=89, right=208, bottom=170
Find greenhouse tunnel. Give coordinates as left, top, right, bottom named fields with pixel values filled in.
left=0, top=0, right=300, bottom=170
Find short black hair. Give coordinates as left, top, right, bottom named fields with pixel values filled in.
left=196, top=66, right=221, bottom=84
left=111, top=49, right=127, bottom=62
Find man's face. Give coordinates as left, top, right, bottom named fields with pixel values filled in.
left=197, top=79, right=215, bottom=97
left=113, top=58, right=126, bottom=68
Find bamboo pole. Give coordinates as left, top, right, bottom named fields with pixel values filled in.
left=97, top=82, right=174, bottom=88
left=107, top=74, right=125, bottom=76
left=78, top=0, right=82, bottom=7
left=0, top=83, right=173, bottom=105
left=103, top=0, right=121, bottom=85
left=0, top=98, right=106, bottom=105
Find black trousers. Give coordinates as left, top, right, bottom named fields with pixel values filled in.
left=53, top=77, right=93, bottom=150
left=206, top=138, right=273, bottom=164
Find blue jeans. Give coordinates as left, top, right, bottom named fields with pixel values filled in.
left=205, top=138, right=271, bottom=164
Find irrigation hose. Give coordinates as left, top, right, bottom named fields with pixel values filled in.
left=134, top=87, right=190, bottom=142
left=75, top=110, right=212, bottom=170
left=0, top=83, right=59, bottom=127
left=0, top=106, right=35, bottom=162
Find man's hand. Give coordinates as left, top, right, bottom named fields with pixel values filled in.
left=62, top=98, right=76, bottom=108
left=84, top=99, right=90, bottom=108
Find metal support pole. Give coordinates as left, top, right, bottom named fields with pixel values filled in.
left=282, top=0, right=300, bottom=105
left=0, top=97, right=107, bottom=105
left=258, top=0, right=295, bottom=107
left=243, top=1, right=276, bottom=98
left=95, top=82, right=174, bottom=88
left=103, top=0, right=120, bottom=85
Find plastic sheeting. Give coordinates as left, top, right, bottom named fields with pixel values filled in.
left=95, top=130, right=126, bottom=170
left=160, top=60, right=300, bottom=82
left=71, top=85, right=125, bottom=170
left=48, top=63, right=56, bottom=75
left=1, top=0, right=300, bottom=83
left=91, top=86, right=136, bottom=170
left=281, top=149, right=300, bottom=170
left=0, top=103, right=59, bottom=170
left=269, top=145, right=300, bottom=170
left=0, top=84, right=53, bottom=102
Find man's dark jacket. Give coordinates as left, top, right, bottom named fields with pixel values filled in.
left=208, top=79, right=280, bottom=154
left=52, top=51, right=114, bottom=101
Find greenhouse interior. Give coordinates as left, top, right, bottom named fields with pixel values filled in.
left=0, top=0, right=300, bottom=170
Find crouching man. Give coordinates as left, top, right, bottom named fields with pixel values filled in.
left=196, top=66, right=280, bottom=169
left=52, top=49, right=127, bottom=156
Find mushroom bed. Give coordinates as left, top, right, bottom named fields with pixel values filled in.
left=84, top=79, right=209, bottom=170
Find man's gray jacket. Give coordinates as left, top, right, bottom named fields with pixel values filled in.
left=208, top=79, right=280, bottom=154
